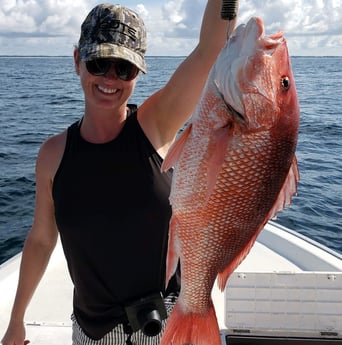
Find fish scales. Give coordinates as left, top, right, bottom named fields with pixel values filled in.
left=161, top=16, right=300, bottom=345
left=171, top=127, right=294, bottom=302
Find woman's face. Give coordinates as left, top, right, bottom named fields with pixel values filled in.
left=74, top=49, right=138, bottom=112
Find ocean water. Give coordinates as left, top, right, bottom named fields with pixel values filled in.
left=0, top=56, right=341, bottom=265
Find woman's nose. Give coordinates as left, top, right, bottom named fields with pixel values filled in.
left=104, top=64, right=118, bottom=79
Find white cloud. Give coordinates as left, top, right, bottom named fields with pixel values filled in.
left=0, top=0, right=340, bottom=56
left=152, top=0, right=342, bottom=55
left=163, top=1, right=184, bottom=24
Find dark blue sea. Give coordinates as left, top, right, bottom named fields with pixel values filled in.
left=0, top=56, right=341, bottom=265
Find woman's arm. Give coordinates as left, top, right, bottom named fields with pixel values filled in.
left=139, top=0, right=238, bottom=157
left=1, top=133, right=65, bottom=345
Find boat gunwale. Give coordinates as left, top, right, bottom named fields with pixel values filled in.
left=267, top=220, right=342, bottom=261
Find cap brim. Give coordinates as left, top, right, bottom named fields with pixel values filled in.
left=80, top=43, right=147, bottom=73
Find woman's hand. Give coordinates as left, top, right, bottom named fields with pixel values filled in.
left=1, top=320, right=29, bottom=345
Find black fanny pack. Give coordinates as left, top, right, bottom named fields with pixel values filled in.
left=124, top=292, right=167, bottom=337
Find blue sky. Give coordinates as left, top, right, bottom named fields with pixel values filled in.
left=0, top=0, right=341, bottom=56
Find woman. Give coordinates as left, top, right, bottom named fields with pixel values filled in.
left=1, top=1, right=237, bottom=344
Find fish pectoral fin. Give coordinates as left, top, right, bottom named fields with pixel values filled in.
left=206, top=126, right=232, bottom=199
left=161, top=123, right=192, bottom=172
left=268, top=155, right=300, bottom=219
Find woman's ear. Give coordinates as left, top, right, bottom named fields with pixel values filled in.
left=74, top=49, right=80, bottom=75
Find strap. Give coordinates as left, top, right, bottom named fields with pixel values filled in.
left=123, top=323, right=133, bottom=345
left=127, top=104, right=138, bottom=117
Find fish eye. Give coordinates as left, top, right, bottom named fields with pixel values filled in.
left=281, top=76, right=290, bottom=90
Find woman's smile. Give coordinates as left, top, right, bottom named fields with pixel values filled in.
left=97, top=85, right=119, bottom=94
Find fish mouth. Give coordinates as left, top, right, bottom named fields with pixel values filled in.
left=253, top=17, right=285, bottom=52
left=239, top=17, right=284, bottom=54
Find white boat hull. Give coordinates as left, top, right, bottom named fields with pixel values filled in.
left=1, top=221, right=341, bottom=344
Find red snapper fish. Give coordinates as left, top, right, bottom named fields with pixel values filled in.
left=160, top=17, right=300, bottom=345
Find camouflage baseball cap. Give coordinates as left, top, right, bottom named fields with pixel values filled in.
left=78, top=4, right=147, bottom=73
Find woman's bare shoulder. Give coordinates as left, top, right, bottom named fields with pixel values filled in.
left=36, top=130, right=68, bottom=180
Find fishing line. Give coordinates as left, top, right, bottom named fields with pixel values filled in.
left=221, top=0, right=239, bottom=37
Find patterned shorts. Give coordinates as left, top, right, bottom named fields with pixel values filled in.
left=72, top=294, right=177, bottom=345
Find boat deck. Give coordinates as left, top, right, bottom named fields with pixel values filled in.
left=0, top=222, right=341, bottom=344
left=0, top=240, right=73, bottom=343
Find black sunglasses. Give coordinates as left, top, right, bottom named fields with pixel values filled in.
left=86, top=59, right=139, bottom=81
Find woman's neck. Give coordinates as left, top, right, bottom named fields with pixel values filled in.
left=80, top=106, right=128, bottom=144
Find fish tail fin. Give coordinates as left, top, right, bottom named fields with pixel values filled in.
left=160, top=301, right=221, bottom=345
left=161, top=123, right=192, bottom=172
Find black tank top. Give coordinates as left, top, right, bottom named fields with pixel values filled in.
left=52, top=108, right=179, bottom=339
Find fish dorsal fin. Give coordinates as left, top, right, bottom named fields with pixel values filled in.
left=161, top=123, right=192, bottom=172
left=217, top=224, right=262, bottom=291
left=268, top=155, right=300, bottom=219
